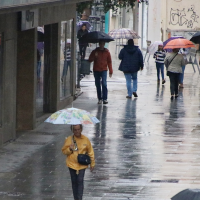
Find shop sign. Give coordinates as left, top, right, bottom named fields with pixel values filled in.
left=21, top=9, right=39, bottom=30
left=171, top=31, right=196, bottom=40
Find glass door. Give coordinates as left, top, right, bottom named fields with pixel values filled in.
left=36, top=27, right=44, bottom=117
left=60, top=20, right=73, bottom=99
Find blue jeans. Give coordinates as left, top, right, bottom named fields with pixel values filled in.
left=124, top=72, right=138, bottom=97
left=93, top=71, right=108, bottom=101
left=69, top=168, right=85, bottom=200
left=156, top=62, right=164, bottom=80
left=179, top=66, right=185, bottom=84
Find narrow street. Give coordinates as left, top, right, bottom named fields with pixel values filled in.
left=1, top=42, right=200, bottom=200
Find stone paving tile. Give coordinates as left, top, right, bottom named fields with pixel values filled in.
left=1, top=43, right=200, bottom=199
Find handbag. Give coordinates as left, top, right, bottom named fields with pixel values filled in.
left=73, top=136, right=91, bottom=166
left=164, top=53, right=178, bottom=76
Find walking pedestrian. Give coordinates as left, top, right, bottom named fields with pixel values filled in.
left=77, top=24, right=88, bottom=60
left=118, top=39, right=143, bottom=98
left=62, top=124, right=95, bottom=200
left=88, top=41, right=113, bottom=104
left=153, top=44, right=166, bottom=84
left=179, top=48, right=189, bottom=88
left=61, top=39, right=71, bottom=82
left=164, top=48, right=185, bottom=100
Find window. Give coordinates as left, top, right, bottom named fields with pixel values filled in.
left=36, top=27, right=44, bottom=117
left=60, top=20, right=73, bottom=99
left=0, top=33, right=2, bottom=126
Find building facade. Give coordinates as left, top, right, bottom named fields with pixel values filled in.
left=138, top=0, right=200, bottom=49
left=0, top=0, right=85, bottom=145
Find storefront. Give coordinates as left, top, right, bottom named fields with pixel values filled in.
left=0, top=0, right=81, bottom=145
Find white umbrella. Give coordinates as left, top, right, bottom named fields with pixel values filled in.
left=45, top=108, right=100, bottom=125
left=148, top=41, right=163, bottom=55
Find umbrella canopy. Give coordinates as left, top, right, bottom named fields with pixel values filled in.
left=190, top=32, right=200, bottom=44
left=163, top=36, right=184, bottom=52
left=171, top=189, right=200, bottom=200
left=79, top=31, right=114, bottom=43
left=164, top=38, right=195, bottom=49
left=76, top=21, right=92, bottom=31
left=163, top=36, right=184, bottom=47
left=148, top=41, right=163, bottom=55
left=37, top=26, right=44, bottom=42
left=108, top=28, right=140, bottom=39
left=45, top=108, right=100, bottom=125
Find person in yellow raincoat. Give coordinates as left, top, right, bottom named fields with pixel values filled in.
left=62, top=124, right=95, bottom=200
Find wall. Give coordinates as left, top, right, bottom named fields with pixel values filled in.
left=167, top=0, right=200, bottom=31
left=146, top=0, right=162, bottom=44
left=147, top=0, right=200, bottom=43
left=0, top=12, right=18, bottom=144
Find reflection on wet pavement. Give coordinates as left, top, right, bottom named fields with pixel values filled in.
left=1, top=42, right=200, bottom=199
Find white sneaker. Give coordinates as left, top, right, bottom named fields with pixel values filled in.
left=103, top=100, right=108, bottom=104
left=98, top=100, right=102, bottom=104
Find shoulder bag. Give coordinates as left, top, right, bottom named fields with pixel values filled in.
left=164, top=53, right=178, bottom=76
left=73, top=136, right=91, bottom=166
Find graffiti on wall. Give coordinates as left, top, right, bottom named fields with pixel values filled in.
left=169, top=5, right=199, bottom=28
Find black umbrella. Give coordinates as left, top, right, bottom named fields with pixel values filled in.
left=190, top=32, right=200, bottom=44
left=171, top=189, right=200, bottom=200
left=79, top=31, right=114, bottom=43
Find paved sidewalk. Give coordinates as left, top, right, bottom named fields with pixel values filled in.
left=1, top=42, right=200, bottom=200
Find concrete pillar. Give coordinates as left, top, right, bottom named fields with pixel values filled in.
left=43, top=23, right=59, bottom=113
left=133, top=2, right=139, bottom=33
left=16, top=29, right=36, bottom=130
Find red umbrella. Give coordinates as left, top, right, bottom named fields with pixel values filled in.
left=164, top=38, right=195, bottom=49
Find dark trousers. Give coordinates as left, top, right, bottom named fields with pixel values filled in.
left=79, top=44, right=87, bottom=59
left=69, top=168, right=85, bottom=200
left=62, top=60, right=71, bottom=78
left=93, top=71, right=108, bottom=101
left=168, top=71, right=180, bottom=95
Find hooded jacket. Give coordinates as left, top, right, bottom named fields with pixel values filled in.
left=118, top=45, right=144, bottom=73
left=89, top=47, right=113, bottom=74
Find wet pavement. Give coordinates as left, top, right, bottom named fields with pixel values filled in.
left=1, top=42, right=200, bottom=199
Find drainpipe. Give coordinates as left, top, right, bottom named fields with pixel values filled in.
left=105, top=11, right=109, bottom=33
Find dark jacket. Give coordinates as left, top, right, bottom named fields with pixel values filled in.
left=118, top=45, right=144, bottom=73
left=77, top=29, right=88, bottom=45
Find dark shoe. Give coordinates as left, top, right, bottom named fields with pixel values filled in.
left=162, top=79, right=166, bottom=84
left=132, top=92, right=138, bottom=97
left=103, top=100, right=108, bottom=104
left=171, top=96, right=174, bottom=100
left=175, top=95, right=179, bottom=99
left=126, top=96, right=131, bottom=99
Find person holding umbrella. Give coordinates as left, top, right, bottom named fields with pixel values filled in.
left=88, top=41, right=113, bottom=104
left=164, top=38, right=194, bottom=100
left=62, top=124, right=95, bottom=200
left=77, top=24, right=88, bottom=60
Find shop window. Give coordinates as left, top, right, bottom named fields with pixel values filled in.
left=0, top=34, right=2, bottom=126
left=36, top=27, right=44, bottom=117
left=60, top=20, right=73, bottom=99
